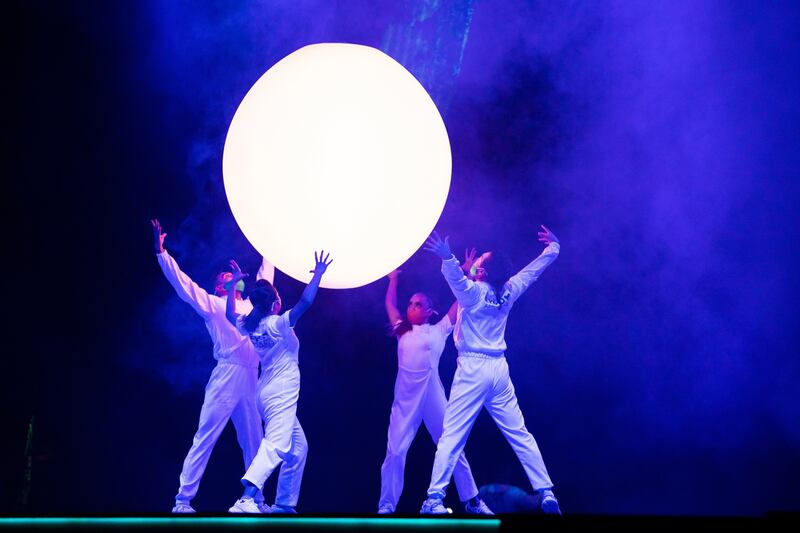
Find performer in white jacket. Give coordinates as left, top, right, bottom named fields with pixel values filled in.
left=377, top=270, right=492, bottom=515
left=151, top=219, right=306, bottom=514
left=225, top=251, right=332, bottom=514
left=420, top=225, right=563, bottom=515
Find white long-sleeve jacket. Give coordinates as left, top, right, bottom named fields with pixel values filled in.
left=157, top=250, right=274, bottom=368
left=440, top=242, right=560, bottom=356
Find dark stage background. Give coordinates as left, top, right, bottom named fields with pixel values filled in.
left=5, top=0, right=800, bottom=516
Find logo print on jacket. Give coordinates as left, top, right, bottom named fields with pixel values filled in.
left=250, top=331, right=278, bottom=352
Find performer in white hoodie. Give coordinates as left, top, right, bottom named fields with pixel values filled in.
left=151, top=219, right=306, bottom=514
left=377, top=269, right=492, bottom=515
left=225, top=251, right=332, bottom=514
left=420, top=225, right=563, bottom=515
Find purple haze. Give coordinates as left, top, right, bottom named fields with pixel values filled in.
left=116, top=0, right=800, bottom=515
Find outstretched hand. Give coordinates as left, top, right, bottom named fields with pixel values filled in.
left=423, top=231, right=453, bottom=260
left=310, top=250, right=333, bottom=275
left=387, top=269, right=402, bottom=281
left=462, top=247, right=477, bottom=274
left=228, top=259, right=249, bottom=283
left=537, top=225, right=559, bottom=246
left=150, top=219, right=166, bottom=254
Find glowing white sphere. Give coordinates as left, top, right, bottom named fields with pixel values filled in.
left=223, top=43, right=451, bottom=289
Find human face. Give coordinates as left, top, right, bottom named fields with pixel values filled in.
left=471, top=252, right=491, bottom=282
left=406, top=293, right=433, bottom=325
left=215, top=272, right=233, bottom=296
left=214, top=272, right=245, bottom=296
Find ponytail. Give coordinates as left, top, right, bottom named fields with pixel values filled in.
left=243, top=280, right=279, bottom=333
left=388, top=319, right=413, bottom=338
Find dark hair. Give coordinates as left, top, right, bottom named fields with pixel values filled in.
left=242, top=279, right=279, bottom=333
left=484, top=252, right=514, bottom=306
left=388, top=293, right=436, bottom=338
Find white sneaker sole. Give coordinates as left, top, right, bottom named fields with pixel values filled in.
left=228, top=505, right=261, bottom=514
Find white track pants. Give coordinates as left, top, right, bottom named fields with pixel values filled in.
left=272, top=418, right=307, bottom=507
left=175, top=361, right=264, bottom=504
left=242, top=362, right=307, bottom=508
left=379, top=369, right=479, bottom=511
left=427, top=355, right=553, bottom=498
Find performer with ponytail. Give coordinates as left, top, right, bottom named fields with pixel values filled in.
left=420, top=226, right=563, bottom=515
left=225, top=251, right=332, bottom=514
left=377, top=269, right=493, bottom=515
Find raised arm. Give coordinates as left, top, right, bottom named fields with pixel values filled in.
left=287, top=251, right=333, bottom=327
left=256, top=256, right=275, bottom=284
left=151, top=219, right=216, bottom=318
left=385, top=269, right=403, bottom=325
left=505, top=225, right=561, bottom=305
left=424, top=231, right=481, bottom=308
left=461, top=247, right=477, bottom=279
left=225, top=260, right=248, bottom=327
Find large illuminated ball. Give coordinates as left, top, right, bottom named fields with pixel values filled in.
left=223, top=43, right=451, bottom=289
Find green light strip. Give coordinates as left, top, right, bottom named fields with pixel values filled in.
left=0, top=517, right=500, bottom=529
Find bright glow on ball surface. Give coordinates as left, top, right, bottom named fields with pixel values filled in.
left=223, top=43, right=451, bottom=289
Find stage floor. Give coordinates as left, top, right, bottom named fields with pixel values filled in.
left=0, top=514, right=796, bottom=532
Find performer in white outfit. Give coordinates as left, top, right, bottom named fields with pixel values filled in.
left=420, top=226, right=563, bottom=515
left=226, top=251, right=332, bottom=514
left=150, top=219, right=306, bottom=514
left=377, top=270, right=492, bottom=515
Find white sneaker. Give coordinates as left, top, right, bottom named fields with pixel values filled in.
left=171, top=503, right=196, bottom=514
left=257, top=502, right=272, bottom=514
left=420, top=498, right=449, bottom=515
left=228, top=498, right=262, bottom=514
left=377, top=504, right=394, bottom=515
left=540, top=490, right=562, bottom=515
left=464, top=498, right=494, bottom=515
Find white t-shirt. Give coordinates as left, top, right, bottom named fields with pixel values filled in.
left=237, top=311, right=299, bottom=378
left=396, top=315, right=454, bottom=373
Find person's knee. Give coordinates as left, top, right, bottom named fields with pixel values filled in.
left=191, top=421, right=222, bottom=444
left=385, top=440, right=410, bottom=461
left=276, top=443, right=296, bottom=464
left=294, top=434, right=309, bottom=463
left=506, top=429, right=536, bottom=449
